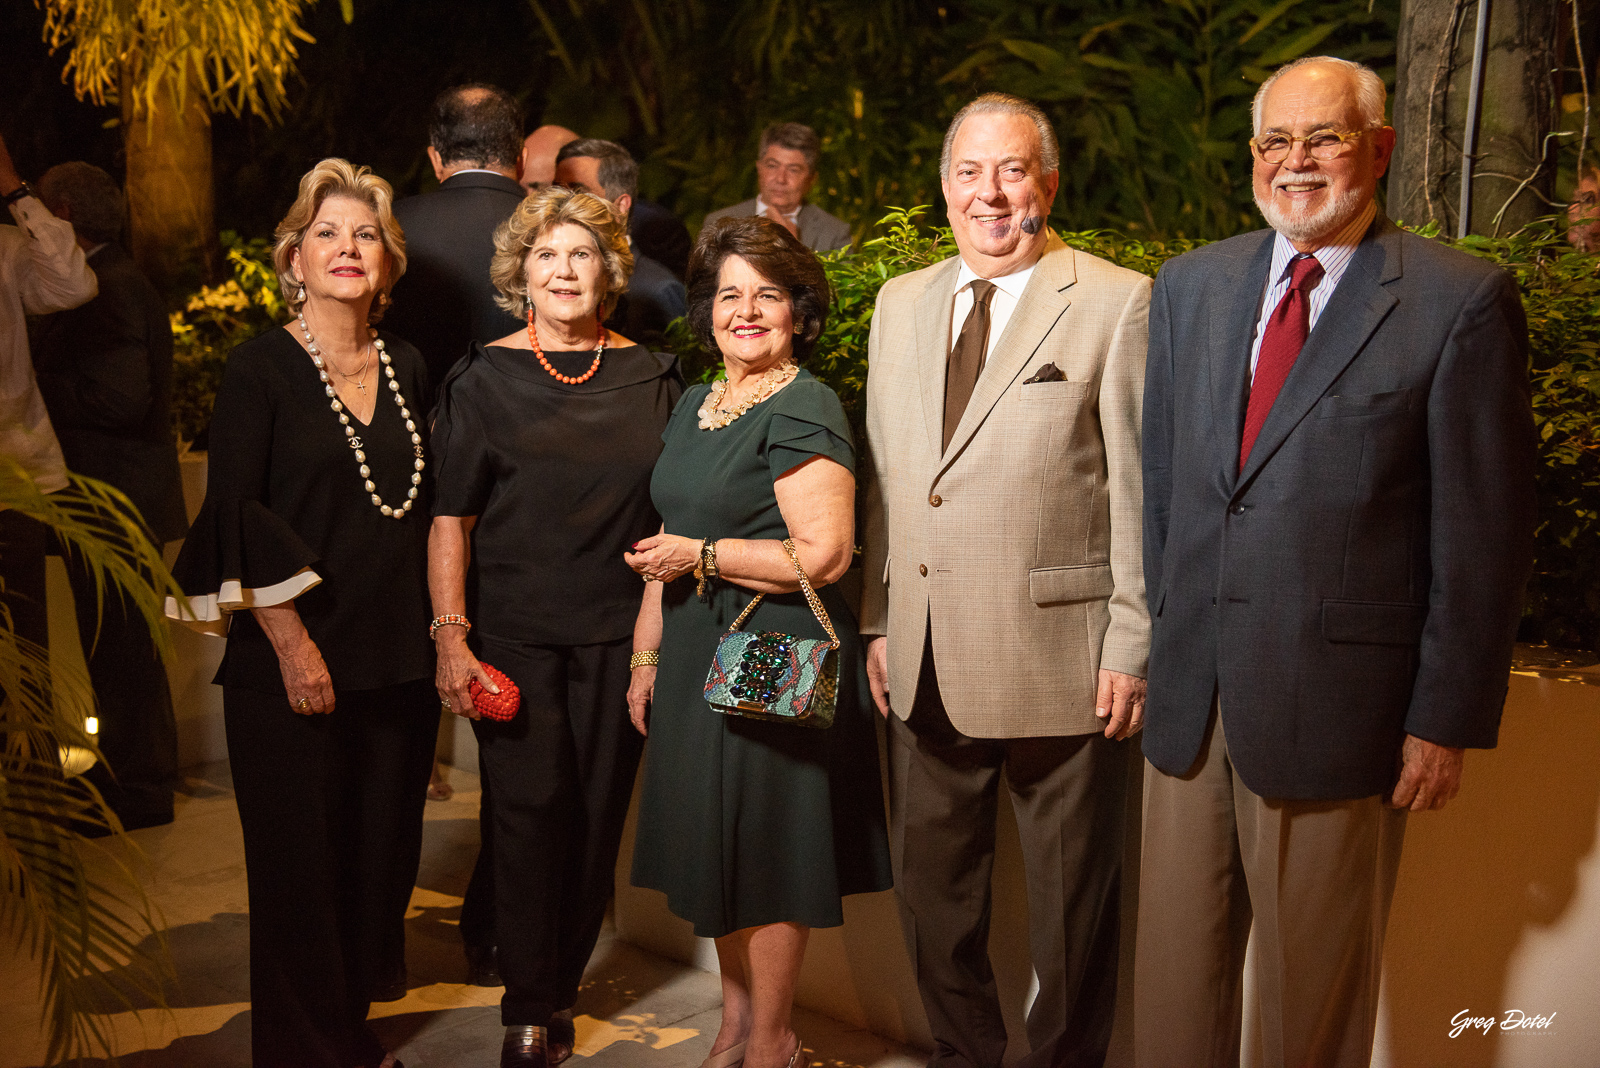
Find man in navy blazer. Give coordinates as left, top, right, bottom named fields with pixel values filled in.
left=1137, top=56, right=1536, bottom=1067
left=387, top=84, right=528, bottom=388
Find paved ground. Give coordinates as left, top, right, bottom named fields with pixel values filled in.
left=0, top=762, right=924, bottom=1068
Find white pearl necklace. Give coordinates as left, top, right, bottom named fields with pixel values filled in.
left=298, top=312, right=424, bottom=519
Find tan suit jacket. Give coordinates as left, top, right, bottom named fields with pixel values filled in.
left=860, top=235, right=1151, bottom=738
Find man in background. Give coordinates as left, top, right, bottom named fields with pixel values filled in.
left=528, top=124, right=689, bottom=278
left=0, top=131, right=97, bottom=727
left=555, top=138, right=687, bottom=345
left=387, top=83, right=527, bottom=388
left=704, top=121, right=851, bottom=252
left=34, top=161, right=187, bottom=831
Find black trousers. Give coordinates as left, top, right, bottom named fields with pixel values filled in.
left=888, top=631, right=1129, bottom=1068
left=61, top=545, right=180, bottom=828
left=225, top=678, right=437, bottom=1068
left=468, top=635, right=642, bottom=1026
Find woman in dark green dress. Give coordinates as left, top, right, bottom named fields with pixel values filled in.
left=625, top=217, right=891, bottom=1068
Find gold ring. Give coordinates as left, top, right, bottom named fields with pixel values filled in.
left=441, top=699, right=451, bottom=711
left=297, top=698, right=309, bottom=710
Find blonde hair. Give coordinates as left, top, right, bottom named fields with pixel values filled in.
left=489, top=187, right=633, bottom=318
left=273, top=158, right=407, bottom=323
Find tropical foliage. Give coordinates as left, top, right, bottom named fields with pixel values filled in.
left=169, top=232, right=284, bottom=444
left=36, top=0, right=344, bottom=119
left=525, top=0, right=1398, bottom=240
left=1, top=460, right=180, bottom=1064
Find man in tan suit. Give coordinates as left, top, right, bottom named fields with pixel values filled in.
left=860, top=93, right=1150, bottom=1068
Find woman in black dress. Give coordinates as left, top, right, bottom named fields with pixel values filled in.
left=624, top=218, right=891, bottom=1068
left=429, top=187, right=682, bottom=1068
left=169, top=158, right=434, bottom=1068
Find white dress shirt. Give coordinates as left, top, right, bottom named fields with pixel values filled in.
left=1249, top=201, right=1376, bottom=379
left=950, top=258, right=1038, bottom=360
left=1, top=194, right=97, bottom=492
left=755, top=196, right=803, bottom=229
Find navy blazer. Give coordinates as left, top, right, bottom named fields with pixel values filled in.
left=1141, top=217, right=1537, bottom=800
left=388, top=171, right=527, bottom=389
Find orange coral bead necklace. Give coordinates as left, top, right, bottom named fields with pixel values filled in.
left=527, top=307, right=606, bottom=385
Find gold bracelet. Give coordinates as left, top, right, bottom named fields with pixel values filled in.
left=630, top=650, right=661, bottom=669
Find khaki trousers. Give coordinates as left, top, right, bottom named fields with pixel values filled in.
left=1134, top=705, right=1407, bottom=1068
left=889, top=631, right=1129, bottom=1068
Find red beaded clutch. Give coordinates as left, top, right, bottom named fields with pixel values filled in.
left=470, top=664, right=521, bottom=722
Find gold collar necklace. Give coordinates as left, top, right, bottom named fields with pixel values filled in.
left=698, top=362, right=798, bottom=430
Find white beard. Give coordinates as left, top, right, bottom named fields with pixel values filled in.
left=1255, top=179, right=1366, bottom=245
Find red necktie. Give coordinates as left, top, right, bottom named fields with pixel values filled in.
left=1240, top=254, right=1324, bottom=470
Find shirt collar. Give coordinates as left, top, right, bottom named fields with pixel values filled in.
left=755, top=197, right=803, bottom=225
left=955, top=256, right=1038, bottom=302
left=1271, top=200, right=1377, bottom=275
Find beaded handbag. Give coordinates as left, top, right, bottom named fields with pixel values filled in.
left=703, top=538, right=840, bottom=728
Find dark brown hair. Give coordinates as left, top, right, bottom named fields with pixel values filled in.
left=686, top=216, right=832, bottom=364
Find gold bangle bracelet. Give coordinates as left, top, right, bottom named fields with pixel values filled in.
left=630, top=650, right=661, bottom=670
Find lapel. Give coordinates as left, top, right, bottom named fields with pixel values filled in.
left=913, top=256, right=963, bottom=457
left=1235, top=218, right=1403, bottom=490
left=936, top=235, right=1076, bottom=477
left=1209, top=232, right=1275, bottom=495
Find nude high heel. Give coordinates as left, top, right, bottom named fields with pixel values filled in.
left=699, top=1040, right=747, bottom=1068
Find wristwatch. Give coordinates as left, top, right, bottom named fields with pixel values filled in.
left=1, top=182, right=35, bottom=207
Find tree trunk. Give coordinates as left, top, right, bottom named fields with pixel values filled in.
left=1389, top=0, right=1560, bottom=236
left=123, top=67, right=220, bottom=299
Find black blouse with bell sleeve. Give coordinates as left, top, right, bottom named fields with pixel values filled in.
left=170, top=326, right=435, bottom=694
left=431, top=341, right=683, bottom=645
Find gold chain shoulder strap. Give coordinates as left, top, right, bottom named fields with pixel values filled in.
left=724, top=538, right=841, bottom=649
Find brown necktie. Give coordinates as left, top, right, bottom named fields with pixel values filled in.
left=944, top=280, right=997, bottom=452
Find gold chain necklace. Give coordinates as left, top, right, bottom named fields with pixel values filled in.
left=698, top=363, right=798, bottom=430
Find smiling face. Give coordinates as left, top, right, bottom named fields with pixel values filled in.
left=1251, top=62, right=1395, bottom=251
left=711, top=254, right=797, bottom=374
left=756, top=145, right=816, bottom=215
left=942, top=110, right=1060, bottom=278
left=290, top=195, right=388, bottom=311
left=523, top=222, right=606, bottom=330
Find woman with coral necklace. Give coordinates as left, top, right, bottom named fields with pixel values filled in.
left=428, top=186, right=683, bottom=1068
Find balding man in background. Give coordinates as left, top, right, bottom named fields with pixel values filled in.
left=387, top=83, right=527, bottom=388
left=1137, top=56, right=1536, bottom=1067
left=519, top=124, right=578, bottom=192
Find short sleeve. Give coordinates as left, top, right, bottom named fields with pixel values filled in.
left=430, top=352, right=496, bottom=518
left=766, top=379, right=856, bottom=480
left=166, top=339, right=320, bottom=634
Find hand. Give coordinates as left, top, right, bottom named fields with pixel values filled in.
left=435, top=631, right=498, bottom=720
left=1389, top=734, right=1465, bottom=811
left=865, top=636, right=890, bottom=717
left=627, top=665, right=656, bottom=736
left=1095, top=669, right=1146, bottom=740
left=625, top=533, right=702, bottom=583
left=277, top=635, right=335, bottom=715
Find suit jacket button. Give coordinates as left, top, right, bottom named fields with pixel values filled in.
left=929, top=494, right=942, bottom=507
left=919, top=564, right=928, bottom=576
left=1230, top=503, right=1246, bottom=515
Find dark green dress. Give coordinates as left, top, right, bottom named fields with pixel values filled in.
left=631, top=371, right=893, bottom=937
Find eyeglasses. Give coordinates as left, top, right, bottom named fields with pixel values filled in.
left=1249, top=129, right=1367, bottom=164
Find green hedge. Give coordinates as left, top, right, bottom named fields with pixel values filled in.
left=173, top=209, right=1600, bottom=648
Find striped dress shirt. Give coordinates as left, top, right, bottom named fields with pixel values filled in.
left=1248, top=201, right=1377, bottom=379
